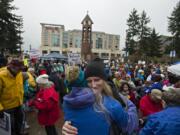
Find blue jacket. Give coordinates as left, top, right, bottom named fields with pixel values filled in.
left=63, top=88, right=128, bottom=135
left=63, top=87, right=128, bottom=135
left=140, top=106, right=180, bottom=135
left=145, top=82, right=163, bottom=93
left=150, top=82, right=163, bottom=90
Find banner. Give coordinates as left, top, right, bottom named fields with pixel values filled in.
left=68, top=53, right=81, bottom=65
left=0, top=112, right=11, bottom=135
left=29, top=49, right=41, bottom=59
left=170, top=50, right=176, bottom=58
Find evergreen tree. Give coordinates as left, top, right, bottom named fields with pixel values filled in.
left=126, top=8, right=140, bottom=55
left=138, top=10, right=151, bottom=57
left=0, top=0, right=23, bottom=55
left=168, top=1, right=180, bottom=58
left=147, top=28, right=162, bottom=57
left=125, top=31, right=136, bottom=55
left=126, top=8, right=140, bottom=38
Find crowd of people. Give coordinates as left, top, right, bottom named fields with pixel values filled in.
left=0, top=55, right=180, bottom=135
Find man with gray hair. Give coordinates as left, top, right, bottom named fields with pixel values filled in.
left=139, top=88, right=180, bottom=135
left=140, top=63, right=180, bottom=135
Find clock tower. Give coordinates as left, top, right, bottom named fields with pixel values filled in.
left=81, top=13, right=93, bottom=62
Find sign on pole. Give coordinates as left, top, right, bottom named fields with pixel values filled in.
left=68, top=53, right=81, bottom=65
left=29, top=49, right=41, bottom=59
left=0, top=113, right=11, bottom=135
left=170, top=50, right=176, bottom=58
left=173, top=50, right=176, bottom=57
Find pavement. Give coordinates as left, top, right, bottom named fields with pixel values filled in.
left=26, top=111, right=64, bottom=135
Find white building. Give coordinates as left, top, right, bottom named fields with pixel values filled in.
left=40, top=23, right=121, bottom=60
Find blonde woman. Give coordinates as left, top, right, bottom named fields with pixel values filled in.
left=62, top=59, right=138, bottom=135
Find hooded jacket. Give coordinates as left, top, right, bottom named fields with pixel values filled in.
left=31, top=82, right=60, bottom=126
left=0, top=69, right=24, bottom=111
left=63, top=87, right=137, bottom=135
left=139, top=95, right=163, bottom=117
left=140, top=106, right=180, bottom=135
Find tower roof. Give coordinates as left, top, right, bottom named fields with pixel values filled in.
left=81, top=14, right=93, bottom=24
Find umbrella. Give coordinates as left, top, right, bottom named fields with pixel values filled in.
left=40, top=52, right=67, bottom=60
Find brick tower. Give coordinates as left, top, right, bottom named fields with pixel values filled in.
left=81, top=13, right=93, bottom=62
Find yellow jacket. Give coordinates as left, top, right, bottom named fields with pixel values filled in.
left=27, top=72, right=36, bottom=88
left=0, top=69, right=24, bottom=111
left=0, top=67, right=7, bottom=72
left=113, top=78, right=122, bottom=89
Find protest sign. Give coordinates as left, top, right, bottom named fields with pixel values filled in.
left=0, top=112, right=11, bottom=135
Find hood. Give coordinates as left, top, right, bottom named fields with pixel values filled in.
left=63, top=87, right=95, bottom=108
left=73, top=70, right=86, bottom=85
left=68, top=70, right=87, bottom=89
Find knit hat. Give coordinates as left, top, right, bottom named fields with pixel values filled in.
left=85, top=58, right=107, bottom=80
left=151, top=89, right=162, bottom=100
left=36, top=74, right=49, bottom=84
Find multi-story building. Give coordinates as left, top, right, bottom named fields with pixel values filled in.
left=40, top=24, right=121, bottom=60
left=40, top=23, right=64, bottom=54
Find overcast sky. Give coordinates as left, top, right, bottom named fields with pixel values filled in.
left=13, top=0, right=179, bottom=50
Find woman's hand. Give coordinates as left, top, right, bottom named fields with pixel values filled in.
left=62, top=121, right=78, bottom=135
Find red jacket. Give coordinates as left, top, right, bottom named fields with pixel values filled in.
left=32, top=84, right=61, bottom=126
left=139, top=95, right=163, bottom=117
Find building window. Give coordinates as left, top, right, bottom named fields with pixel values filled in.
left=51, top=33, right=60, bottom=47
left=96, top=38, right=103, bottom=49
left=93, top=53, right=99, bottom=57
left=42, top=50, right=48, bottom=55
left=63, top=32, right=68, bottom=48
left=63, top=43, right=68, bottom=48
left=69, top=42, right=72, bottom=47
left=50, top=51, right=59, bottom=53
left=44, top=31, right=49, bottom=46
left=62, top=51, right=67, bottom=55
left=75, top=37, right=81, bottom=48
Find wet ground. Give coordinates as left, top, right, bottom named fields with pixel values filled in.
left=26, top=111, right=64, bottom=135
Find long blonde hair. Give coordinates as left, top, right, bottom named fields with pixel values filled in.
left=93, top=80, right=113, bottom=123
left=102, top=81, right=113, bottom=97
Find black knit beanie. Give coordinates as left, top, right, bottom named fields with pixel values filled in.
left=85, top=58, right=107, bottom=80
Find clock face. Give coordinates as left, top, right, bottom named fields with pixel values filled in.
left=83, top=21, right=86, bottom=25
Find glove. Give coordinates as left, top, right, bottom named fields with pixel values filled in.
left=0, top=111, right=4, bottom=118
